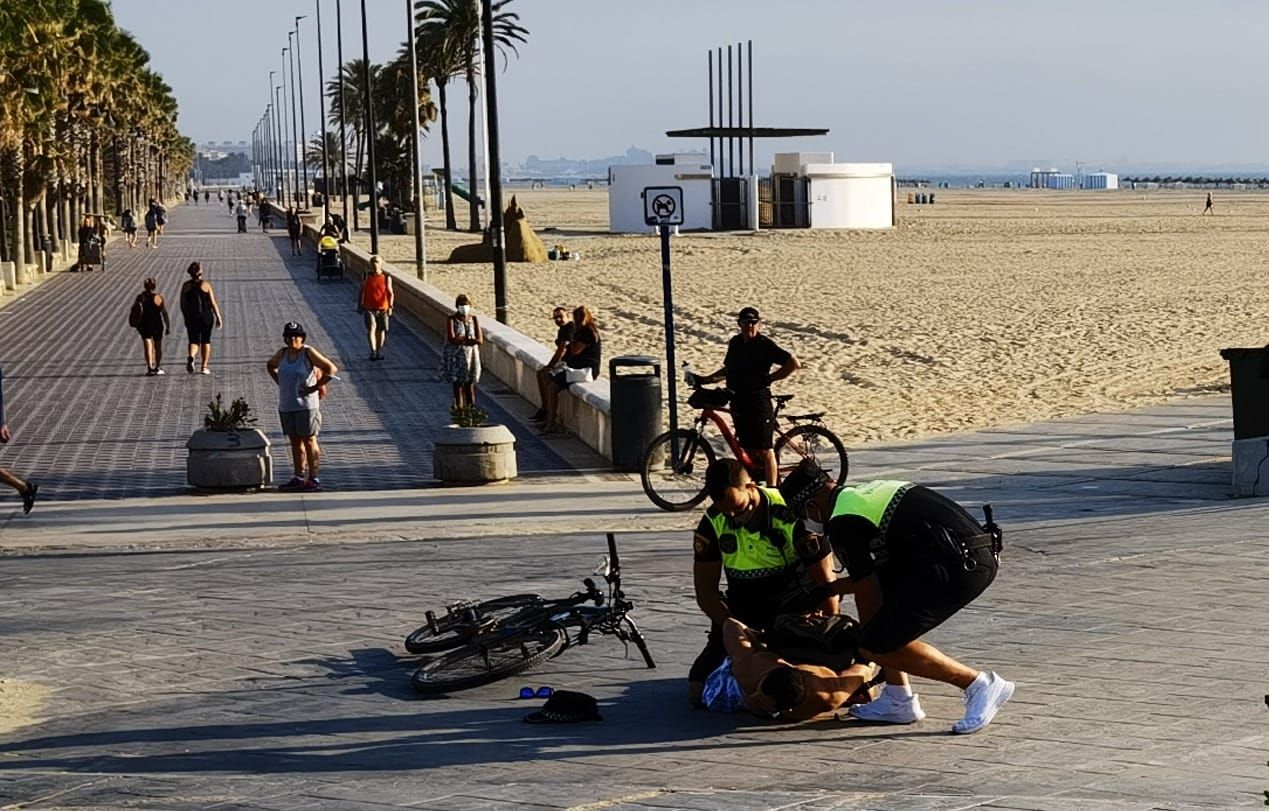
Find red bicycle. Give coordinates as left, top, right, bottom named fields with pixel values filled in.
left=640, top=382, right=848, bottom=511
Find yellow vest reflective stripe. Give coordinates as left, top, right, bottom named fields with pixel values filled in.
left=829, top=480, right=912, bottom=537
left=706, top=487, right=800, bottom=579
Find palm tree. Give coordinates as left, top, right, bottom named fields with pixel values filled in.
left=327, top=58, right=379, bottom=223
left=416, top=0, right=527, bottom=232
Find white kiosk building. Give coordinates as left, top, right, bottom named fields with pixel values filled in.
left=770, top=153, right=895, bottom=230
left=608, top=154, right=714, bottom=233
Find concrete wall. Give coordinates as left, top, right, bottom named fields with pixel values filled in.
left=293, top=214, right=615, bottom=460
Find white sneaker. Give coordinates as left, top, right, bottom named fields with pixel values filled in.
left=846, top=691, right=926, bottom=724
left=952, top=671, right=1014, bottom=734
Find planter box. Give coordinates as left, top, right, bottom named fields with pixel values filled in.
left=433, top=424, right=518, bottom=483
left=187, top=428, right=273, bottom=489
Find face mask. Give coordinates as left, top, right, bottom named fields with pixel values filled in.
left=457, top=304, right=471, bottom=316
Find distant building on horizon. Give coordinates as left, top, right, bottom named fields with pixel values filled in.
left=1030, top=167, right=1076, bottom=189
left=1083, top=172, right=1118, bottom=190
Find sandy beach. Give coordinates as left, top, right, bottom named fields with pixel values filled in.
left=344, top=188, right=1265, bottom=444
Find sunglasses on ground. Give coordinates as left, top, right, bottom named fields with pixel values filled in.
left=518, top=686, right=554, bottom=699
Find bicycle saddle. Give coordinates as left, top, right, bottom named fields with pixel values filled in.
left=773, top=394, right=795, bottom=406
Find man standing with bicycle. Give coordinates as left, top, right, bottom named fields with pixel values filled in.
left=777, top=461, right=1015, bottom=734
left=688, top=458, right=838, bottom=708
left=691, top=307, right=799, bottom=486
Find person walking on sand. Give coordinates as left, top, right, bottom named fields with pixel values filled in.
left=1202, top=191, right=1214, bottom=215
left=179, top=262, right=223, bottom=375
left=267, top=322, right=338, bottom=492
left=0, top=368, right=38, bottom=515
left=442, top=294, right=483, bottom=408
left=132, top=277, right=171, bottom=376
left=357, top=255, right=395, bottom=361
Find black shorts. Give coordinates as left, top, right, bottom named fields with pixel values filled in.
left=138, top=327, right=163, bottom=342
left=185, top=320, right=213, bottom=345
left=731, top=393, right=776, bottom=451
left=857, top=543, right=997, bottom=655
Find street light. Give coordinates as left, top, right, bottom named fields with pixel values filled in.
left=275, top=83, right=287, bottom=203
left=407, top=0, right=426, bottom=277
left=287, top=36, right=301, bottom=207
left=359, top=0, right=379, bottom=254
left=295, top=15, right=310, bottom=209
left=336, top=0, right=353, bottom=233
left=315, top=0, right=332, bottom=223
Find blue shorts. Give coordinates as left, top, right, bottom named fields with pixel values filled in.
left=702, top=657, right=746, bottom=712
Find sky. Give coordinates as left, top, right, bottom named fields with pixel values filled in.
left=111, top=0, right=1269, bottom=173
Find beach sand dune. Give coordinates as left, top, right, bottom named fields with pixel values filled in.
left=354, top=189, right=1264, bottom=444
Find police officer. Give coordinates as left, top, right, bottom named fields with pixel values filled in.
left=692, top=307, right=799, bottom=485
left=689, top=458, right=838, bottom=707
left=779, top=460, right=1014, bottom=734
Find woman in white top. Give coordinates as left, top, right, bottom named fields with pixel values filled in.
left=266, top=321, right=338, bottom=492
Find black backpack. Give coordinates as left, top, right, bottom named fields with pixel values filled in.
left=127, top=295, right=144, bottom=329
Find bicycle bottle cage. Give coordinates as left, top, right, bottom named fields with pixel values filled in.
left=688, top=387, right=731, bottom=409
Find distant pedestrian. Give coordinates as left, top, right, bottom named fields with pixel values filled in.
left=132, top=277, right=172, bottom=376
left=331, top=212, right=348, bottom=242
left=154, top=201, right=167, bottom=235
left=204, top=190, right=209, bottom=203
left=178, top=261, right=223, bottom=375
left=235, top=199, right=249, bottom=233
left=266, top=321, right=338, bottom=492
left=1202, top=191, right=1214, bottom=215
left=0, top=368, right=38, bottom=515
left=285, top=206, right=302, bottom=255
left=120, top=209, right=138, bottom=248
left=144, top=200, right=161, bottom=248
left=260, top=201, right=272, bottom=232
left=357, top=255, right=394, bottom=360
left=217, top=190, right=224, bottom=203
left=442, top=293, right=483, bottom=408
left=77, top=215, right=98, bottom=268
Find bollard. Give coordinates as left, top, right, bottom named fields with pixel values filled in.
left=1, top=261, right=15, bottom=291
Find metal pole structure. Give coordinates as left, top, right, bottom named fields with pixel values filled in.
left=315, top=0, right=332, bottom=223
left=280, top=49, right=291, bottom=203
left=336, top=0, right=354, bottom=233
left=660, top=224, right=680, bottom=454
left=275, top=84, right=287, bottom=203
left=707, top=52, right=715, bottom=173
left=287, top=34, right=301, bottom=208
left=295, top=16, right=310, bottom=209
left=267, top=72, right=277, bottom=194
left=727, top=44, right=733, bottom=178
left=359, top=0, right=379, bottom=255
left=481, top=0, right=507, bottom=324
left=737, top=42, right=743, bottom=176
left=476, top=1, right=491, bottom=232
left=407, top=0, right=426, bottom=277
left=741, top=39, right=751, bottom=182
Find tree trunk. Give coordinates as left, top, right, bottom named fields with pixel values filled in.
left=352, top=128, right=363, bottom=232
left=437, top=78, right=456, bottom=231
left=465, top=63, right=480, bottom=232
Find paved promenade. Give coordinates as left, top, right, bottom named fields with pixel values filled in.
left=0, top=202, right=595, bottom=502
left=1, top=379, right=1265, bottom=808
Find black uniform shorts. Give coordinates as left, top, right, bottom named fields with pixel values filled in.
left=185, top=318, right=213, bottom=345
left=857, top=535, right=998, bottom=655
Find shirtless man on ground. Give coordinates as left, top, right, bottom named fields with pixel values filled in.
left=723, top=617, right=873, bottom=721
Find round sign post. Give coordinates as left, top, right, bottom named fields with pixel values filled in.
left=643, top=186, right=685, bottom=460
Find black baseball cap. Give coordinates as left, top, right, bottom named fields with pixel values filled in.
left=283, top=321, right=306, bottom=337
left=779, top=458, right=831, bottom=510
left=737, top=307, right=761, bottom=324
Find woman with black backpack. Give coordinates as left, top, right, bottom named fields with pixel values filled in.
left=129, top=277, right=171, bottom=376
left=178, top=262, right=223, bottom=375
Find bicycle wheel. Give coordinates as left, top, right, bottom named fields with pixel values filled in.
left=411, top=626, right=567, bottom=694
left=640, top=429, right=716, bottom=512
left=775, top=424, right=849, bottom=487
left=404, top=594, right=544, bottom=654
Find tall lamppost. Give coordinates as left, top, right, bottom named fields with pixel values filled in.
left=267, top=71, right=277, bottom=195
left=315, top=0, right=332, bottom=223
left=287, top=35, right=301, bottom=207
left=295, top=16, right=310, bottom=209
left=407, top=0, right=425, bottom=276
left=482, top=0, right=508, bottom=323
left=359, top=0, right=379, bottom=254
left=336, top=0, right=353, bottom=233
left=275, top=83, right=287, bottom=203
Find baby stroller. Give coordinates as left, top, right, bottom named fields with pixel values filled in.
left=316, top=243, right=343, bottom=281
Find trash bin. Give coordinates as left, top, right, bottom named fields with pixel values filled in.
left=609, top=355, right=663, bottom=472
left=1220, top=347, right=1269, bottom=439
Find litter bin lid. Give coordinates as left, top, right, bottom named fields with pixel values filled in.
left=610, top=355, right=661, bottom=376
left=1220, top=347, right=1269, bottom=360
